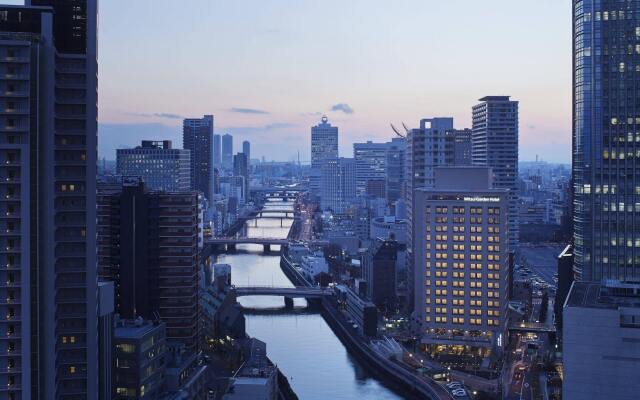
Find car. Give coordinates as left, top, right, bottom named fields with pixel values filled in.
left=446, top=382, right=462, bottom=389
left=452, top=389, right=468, bottom=397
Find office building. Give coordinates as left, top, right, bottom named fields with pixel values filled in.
left=405, top=117, right=454, bottom=311
left=370, top=216, right=407, bottom=244
left=222, top=133, right=233, bottom=170
left=362, top=239, right=400, bottom=311
left=354, top=141, right=389, bottom=196
left=310, top=116, right=339, bottom=195
left=233, top=152, right=249, bottom=201
left=414, top=167, right=509, bottom=354
left=224, top=339, right=278, bottom=400
left=572, top=1, right=640, bottom=281
left=563, top=280, right=640, bottom=400
left=213, top=134, right=222, bottom=168
left=220, top=176, right=246, bottom=205
left=335, top=285, right=378, bottom=337
left=113, top=318, right=166, bottom=399
left=0, top=2, right=99, bottom=397
left=97, top=178, right=201, bottom=354
left=98, top=281, right=115, bottom=400
left=116, top=140, right=191, bottom=192
left=449, top=128, right=472, bottom=166
left=183, top=115, right=214, bottom=200
left=472, top=96, right=519, bottom=250
left=242, top=140, right=250, bottom=166
left=386, top=137, right=406, bottom=204
left=320, top=158, right=356, bottom=214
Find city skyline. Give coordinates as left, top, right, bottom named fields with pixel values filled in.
left=6, top=0, right=573, bottom=163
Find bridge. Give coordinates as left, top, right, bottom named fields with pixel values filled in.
left=234, top=286, right=332, bottom=299
left=508, top=321, right=556, bottom=333
left=205, top=237, right=288, bottom=252
left=257, top=209, right=294, bottom=217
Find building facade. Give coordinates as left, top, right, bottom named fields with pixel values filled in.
left=113, top=319, right=166, bottom=399
left=116, top=140, right=191, bottom=192
left=450, top=128, right=472, bottom=166
left=213, top=134, right=222, bottom=168
left=353, top=141, right=389, bottom=196
left=242, top=140, right=250, bottom=165
left=472, top=96, right=519, bottom=250
left=320, top=158, right=356, bottom=214
left=414, top=167, right=509, bottom=355
left=97, top=179, right=201, bottom=355
left=183, top=115, right=214, bottom=200
left=0, top=1, right=100, bottom=398
left=386, top=137, right=406, bottom=204
left=563, top=281, right=640, bottom=400
left=310, top=116, right=339, bottom=196
left=362, top=239, right=399, bottom=311
left=222, top=133, right=233, bottom=170
left=572, top=1, right=640, bottom=281
left=233, top=152, right=249, bottom=201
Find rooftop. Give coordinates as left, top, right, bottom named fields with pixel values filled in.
left=566, top=281, right=640, bottom=310
left=114, top=318, right=164, bottom=339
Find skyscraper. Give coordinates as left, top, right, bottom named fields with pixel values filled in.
left=183, top=115, right=214, bottom=200
left=353, top=141, right=390, bottom=196
left=572, top=1, right=640, bottom=281
left=0, top=1, right=99, bottom=397
left=310, top=116, right=339, bottom=196
left=320, top=158, right=356, bottom=214
left=449, top=128, right=473, bottom=166
left=405, top=118, right=454, bottom=311
left=117, top=140, right=191, bottom=192
left=472, top=96, right=519, bottom=250
left=233, top=152, right=249, bottom=200
left=242, top=140, right=251, bottom=165
left=222, top=134, right=233, bottom=170
left=386, top=137, right=406, bottom=205
left=213, top=134, right=222, bottom=168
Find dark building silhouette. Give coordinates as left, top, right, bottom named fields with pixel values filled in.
left=183, top=115, right=214, bottom=200
left=555, top=245, right=574, bottom=340
left=362, top=239, right=400, bottom=311
left=98, top=178, right=201, bottom=354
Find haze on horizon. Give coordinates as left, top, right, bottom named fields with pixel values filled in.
left=7, top=0, right=572, bottom=163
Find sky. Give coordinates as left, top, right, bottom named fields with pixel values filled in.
left=7, top=0, right=572, bottom=163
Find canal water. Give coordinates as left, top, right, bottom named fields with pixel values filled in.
left=213, top=200, right=404, bottom=400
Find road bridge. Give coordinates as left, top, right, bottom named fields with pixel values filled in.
left=508, top=321, right=556, bottom=333
left=205, top=237, right=288, bottom=253
left=234, top=286, right=332, bottom=299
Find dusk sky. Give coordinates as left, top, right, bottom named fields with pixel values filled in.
left=13, top=0, right=572, bottom=163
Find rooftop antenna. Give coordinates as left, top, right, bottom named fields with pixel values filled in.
left=401, top=122, right=411, bottom=134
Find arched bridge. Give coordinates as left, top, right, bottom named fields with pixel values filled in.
left=234, top=286, right=333, bottom=299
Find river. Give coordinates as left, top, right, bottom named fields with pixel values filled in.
left=213, top=200, right=404, bottom=400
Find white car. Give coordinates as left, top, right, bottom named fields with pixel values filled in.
left=446, top=382, right=462, bottom=389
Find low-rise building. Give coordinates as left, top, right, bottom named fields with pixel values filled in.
left=224, top=339, right=278, bottom=400
left=300, top=253, right=329, bottom=280
left=113, top=318, right=166, bottom=399
left=335, top=285, right=378, bottom=337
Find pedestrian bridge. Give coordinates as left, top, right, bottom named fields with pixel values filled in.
left=233, top=286, right=332, bottom=299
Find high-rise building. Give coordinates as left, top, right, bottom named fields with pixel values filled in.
left=405, top=118, right=454, bottom=312
left=320, top=158, right=356, bottom=214
left=117, top=140, right=191, bottom=192
left=98, top=179, right=201, bottom=354
left=242, top=140, right=251, bottom=166
left=183, top=115, right=214, bottom=200
left=310, top=116, right=339, bottom=196
left=222, top=134, right=233, bottom=170
left=472, top=96, right=519, bottom=250
left=0, top=2, right=99, bottom=397
left=361, top=239, right=400, bottom=311
left=386, top=137, right=406, bottom=204
left=413, top=167, right=509, bottom=354
left=449, top=128, right=473, bottom=166
left=353, top=141, right=390, bottom=196
left=213, top=134, right=222, bottom=168
left=572, top=1, right=640, bottom=281
left=233, top=152, right=249, bottom=200
left=563, top=280, right=640, bottom=400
